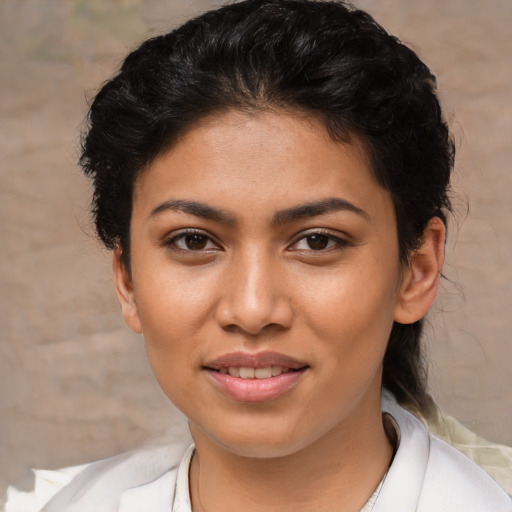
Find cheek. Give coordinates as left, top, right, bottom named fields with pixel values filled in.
left=131, top=266, right=219, bottom=385
left=294, top=259, right=400, bottom=361
left=298, top=261, right=398, bottom=324
left=134, top=261, right=218, bottom=333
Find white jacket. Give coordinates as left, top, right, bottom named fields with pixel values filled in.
left=5, top=394, right=511, bottom=512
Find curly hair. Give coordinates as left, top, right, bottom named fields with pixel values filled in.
left=80, top=0, right=454, bottom=413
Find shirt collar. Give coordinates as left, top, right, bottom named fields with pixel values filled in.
left=172, top=444, right=195, bottom=512
left=170, top=418, right=399, bottom=512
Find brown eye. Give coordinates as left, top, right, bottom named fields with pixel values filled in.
left=183, top=233, right=209, bottom=250
left=168, top=231, right=218, bottom=251
left=289, top=231, right=348, bottom=252
left=306, top=234, right=330, bottom=250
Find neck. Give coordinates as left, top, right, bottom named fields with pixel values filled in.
left=189, top=396, right=393, bottom=512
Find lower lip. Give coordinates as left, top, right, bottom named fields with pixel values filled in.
left=206, top=369, right=307, bottom=403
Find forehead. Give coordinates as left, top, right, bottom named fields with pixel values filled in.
left=132, top=110, right=391, bottom=224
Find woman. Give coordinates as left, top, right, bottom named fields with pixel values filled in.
left=5, top=1, right=511, bottom=510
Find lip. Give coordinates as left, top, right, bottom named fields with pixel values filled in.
left=205, top=351, right=308, bottom=370
left=203, top=351, right=309, bottom=403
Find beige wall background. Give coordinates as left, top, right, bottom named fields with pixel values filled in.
left=1, top=0, right=511, bottom=498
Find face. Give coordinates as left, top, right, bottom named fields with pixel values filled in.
left=116, top=111, right=413, bottom=458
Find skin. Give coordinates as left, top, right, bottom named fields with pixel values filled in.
left=114, top=111, right=445, bottom=511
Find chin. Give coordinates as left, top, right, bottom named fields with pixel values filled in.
left=219, top=439, right=311, bottom=460
left=191, top=418, right=325, bottom=460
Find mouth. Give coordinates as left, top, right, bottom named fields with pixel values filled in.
left=203, top=351, right=309, bottom=403
left=207, top=366, right=304, bottom=379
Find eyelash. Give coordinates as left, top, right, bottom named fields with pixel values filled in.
left=288, top=230, right=350, bottom=252
left=165, top=229, right=349, bottom=253
left=165, top=229, right=221, bottom=252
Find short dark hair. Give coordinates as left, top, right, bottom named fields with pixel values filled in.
left=80, top=0, right=454, bottom=412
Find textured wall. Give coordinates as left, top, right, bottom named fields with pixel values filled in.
left=1, top=0, right=511, bottom=499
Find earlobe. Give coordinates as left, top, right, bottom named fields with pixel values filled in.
left=112, top=247, right=143, bottom=334
left=394, top=217, right=446, bottom=324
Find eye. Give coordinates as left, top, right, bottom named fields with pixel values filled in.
left=166, top=230, right=220, bottom=251
left=290, top=231, right=348, bottom=252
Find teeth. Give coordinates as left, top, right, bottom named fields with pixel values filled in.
left=222, top=366, right=288, bottom=379
left=254, top=367, right=272, bottom=379
left=271, top=366, right=284, bottom=376
left=228, top=367, right=240, bottom=377
left=239, top=367, right=255, bottom=379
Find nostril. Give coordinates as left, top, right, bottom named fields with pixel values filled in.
left=220, top=322, right=290, bottom=337
left=213, top=284, right=293, bottom=334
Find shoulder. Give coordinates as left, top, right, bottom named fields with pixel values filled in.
left=420, top=435, right=512, bottom=511
left=4, top=441, right=190, bottom=512
left=379, top=392, right=512, bottom=512
left=421, top=400, right=512, bottom=494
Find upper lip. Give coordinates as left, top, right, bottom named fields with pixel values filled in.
left=204, top=351, right=308, bottom=370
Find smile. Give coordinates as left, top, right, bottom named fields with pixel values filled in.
left=203, top=352, right=309, bottom=403
left=217, top=366, right=295, bottom=379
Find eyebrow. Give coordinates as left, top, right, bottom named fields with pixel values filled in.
left=150, top=199, right=235, bottom=224
left=149, top=197, right=369, bottom=225
left=273, top=197, right=370, bottom=225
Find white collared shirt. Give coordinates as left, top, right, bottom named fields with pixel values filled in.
left=5, top=394, right=511, bottom=512
left=170, top=444, right=387, bottom=512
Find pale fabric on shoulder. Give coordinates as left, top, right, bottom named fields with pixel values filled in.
left=420, top=435, right=511, bottom=511
left=4, top=395, right=511, bottom=511
left=380, top=391, right=511, bottom=511
left=4, top=464, right=89, bottom=512
left=374, top=391, right=512, bottom=512
left=421, top=401, right=512, bottom=494
left=2, top=440, right=190, bottom=512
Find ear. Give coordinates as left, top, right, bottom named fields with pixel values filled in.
left=394, top=217, right=445, bottom=324
left=112, top=247, right=143, bottom=333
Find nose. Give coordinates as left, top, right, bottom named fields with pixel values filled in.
left=214, top=250, right=293, bottom=336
